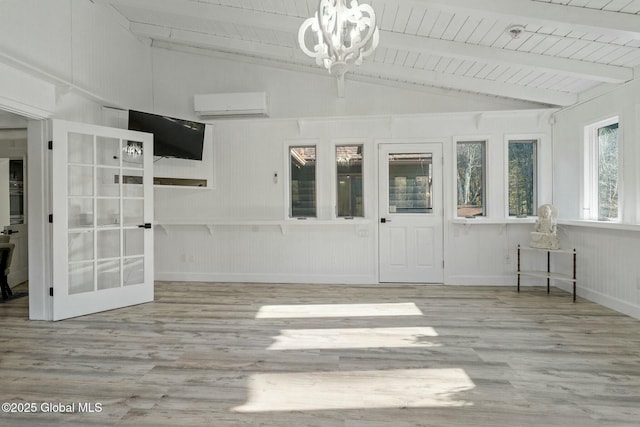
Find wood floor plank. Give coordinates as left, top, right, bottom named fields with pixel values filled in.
left=1, top=282, right=639, bottom=426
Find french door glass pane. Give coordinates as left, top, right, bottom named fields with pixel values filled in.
left=68, top=231, right=94, bottom=262
left=123, top=199, right=143, bottom=226
left=96, top=136, right=120, bottom=167
left=69, top=262, right=94, bottom=295
left=123, top=257, right=144, bottom=286
left=97, top=229, right=120, bottom=259
left=122, top=140, right=144, bottom=168
left=122, top=169, right=144, bottom=197
left=97, top=199, right=120, bottom=227
left=68, top=198, right=94, bottom=228
left=97, top=167, right=120, bottom=197
left=68, top=166, right=93, bottom=196
left=97, top=260, right=121, bottom=290
left=124, top=228, right=144, bottom=256
left=388, top=153, right=433, bottom=214
left=68, top=133, right=93, bottom=164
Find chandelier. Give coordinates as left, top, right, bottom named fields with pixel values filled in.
left=298, top=0, right=379, bottom=96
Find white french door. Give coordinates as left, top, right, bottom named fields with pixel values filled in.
left=378, top=143, right=443, bottom=283
left=51, top=120, right=154, bottom=320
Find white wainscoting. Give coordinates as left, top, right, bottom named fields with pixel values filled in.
left=556, top=224, right=640, bottom=319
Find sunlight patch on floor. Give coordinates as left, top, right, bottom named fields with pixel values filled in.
left=268, top=326, right=440, bottom=350
left=233, top=368, right=475, bottom=412
left=255, top=302, right=423, bottom=319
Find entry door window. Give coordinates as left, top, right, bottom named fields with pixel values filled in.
left=388, top=153, right=432, bottom=214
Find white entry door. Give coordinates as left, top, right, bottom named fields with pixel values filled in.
left=51, top=120, right=154, bottom=320
left=379, top=143, right=443, bottom=283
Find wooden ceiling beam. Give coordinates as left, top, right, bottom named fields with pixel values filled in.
left=148, top=27, right=577, bottom=106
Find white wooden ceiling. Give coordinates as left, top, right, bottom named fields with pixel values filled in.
left=96, top=0, right=640, bottom=106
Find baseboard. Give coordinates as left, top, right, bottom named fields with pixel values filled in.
left=154, top=272, right=379, bottom=285
left=554, top=283, right=640, bottom=320
left=445, top=275, right=516, bottom=286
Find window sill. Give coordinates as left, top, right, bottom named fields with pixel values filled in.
left=558, top=219, right=640, bottom=232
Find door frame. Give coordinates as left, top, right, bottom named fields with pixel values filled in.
left=376, top=140, right=447, bottom=284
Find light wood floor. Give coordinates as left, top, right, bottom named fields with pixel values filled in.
left=1, top=282, right=640, bottom=427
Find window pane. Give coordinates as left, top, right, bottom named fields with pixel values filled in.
left=598, top=123, right=618, bottom=219
left=456, top=141, right=485, bottom=217
left=508, top=140, right=536, bottom=216
left=290, top=146, right=316, bottom=217
left=336, top=145, right=363, bottom=217
left=388, top=153, right=432, bottom=214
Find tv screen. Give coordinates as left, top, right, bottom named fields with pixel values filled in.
left=128, top=110, right=205, bottom=161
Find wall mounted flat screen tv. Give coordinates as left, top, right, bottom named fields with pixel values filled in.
left=128, top=110, right=205, bottom=161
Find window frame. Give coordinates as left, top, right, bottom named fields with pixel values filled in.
left=455, top=139, right=487, bottom=218
left=583, top=116, right=621, bottom=221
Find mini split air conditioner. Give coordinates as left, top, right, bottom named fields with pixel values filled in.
left=193, top=92, right=269, bottom=117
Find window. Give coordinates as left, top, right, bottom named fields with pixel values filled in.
left=456, top=141, right=485, bottom=217
left=508, top=140, right=537, bottom=217
left=290, top=146, right=316, bottom=218
left=336, top=145, right=363, bottom=217
left=584, top=117, right=619, bottom=220
left=388, top=153, right=432, bottom=213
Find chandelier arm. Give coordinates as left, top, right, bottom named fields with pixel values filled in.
left=318, top=0, right=339, bottom=61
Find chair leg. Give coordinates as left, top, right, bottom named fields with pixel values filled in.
left=0, top=276, right=10, bottom=300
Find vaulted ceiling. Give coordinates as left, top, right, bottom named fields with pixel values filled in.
left=96, top=0, right=640, bottom=107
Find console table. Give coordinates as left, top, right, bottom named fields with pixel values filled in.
left=517, top=245, right=577, bottom=302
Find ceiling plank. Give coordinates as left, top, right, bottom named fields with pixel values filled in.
left=410, top=0, right=640, bottom=40
left=111, top=0, right=633, bottom=83
left=382, top=31, right=633, bottom=83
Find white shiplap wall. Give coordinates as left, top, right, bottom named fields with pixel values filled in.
left=149, top=49, right=554, bottom=284
left=553, top=77, right=640, bottom=319
left=0, top=0, right=153, bottom=114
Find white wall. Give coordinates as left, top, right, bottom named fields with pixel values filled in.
left=552, top=78, right=640, bottom=319
left=151, top=107, right=553, bottom=285
left=0, top=0, right=153, bottom=117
